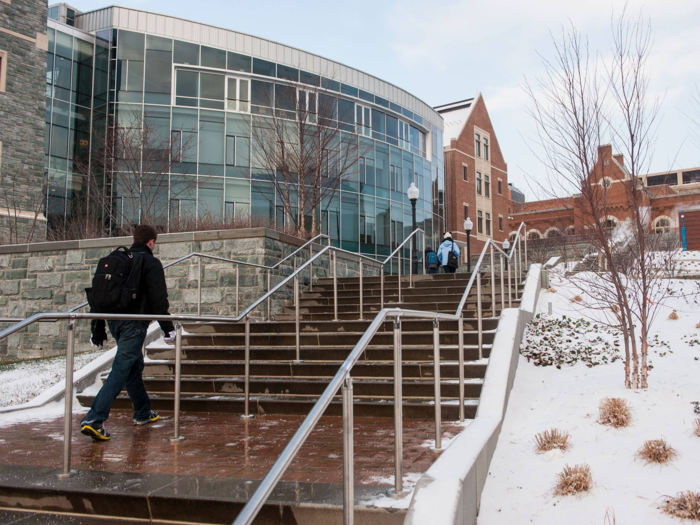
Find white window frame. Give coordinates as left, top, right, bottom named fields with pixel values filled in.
left=356, top=103, right=372, bottom=136
left=226, top=76, right=251, bottom=113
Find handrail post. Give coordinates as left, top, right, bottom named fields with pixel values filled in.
left=243, top=315, right=253, bottom=419
left=57, top=318, right=77, bottom=479
left=508, top=258, right=512, bottom=308
left=490, top=243, right=496, bottom=318
left=524, top=225, right=528, bottom=273
left=309, top=244, right=314, bottom=292
left=390, top=317, right=405, bottom=496
left=397, top=253, right=402, bottom=304
left=519, top=232, right=524, bottom=283
left=458, top=314, right=465, bottom=423
left=235, top=265, right=240, bottom=317
left=421, top=230, right=426, bottom=275
left=342, top=376, right=354, bottom=525
left=169, top=323, right=185, bottom=442
left=267, top=270, right=271, bottom=321
left=359, top=260, right=364, bottom=321
left=197, top=257, right=202, bottom=317
left=500, top=254, right=505, bottom=312
left=380, top=266, right=385, bottom=310
left=294, top=276, right=301, bottom=362
left=409, top=235, right=414, bottom=289
left=432, top=319, right=442, bottom=451
left=333, top=251, right=338, bottom=321
left=292, top=257, right=297, bottom=307
left=477, top=269, right=483, bottom=361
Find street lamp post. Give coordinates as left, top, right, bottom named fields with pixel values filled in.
left=463, top=217, right=473, bottom=273
left=407, top=182, right=420, bottom=275
left=502, top=238, right=511, bottom=271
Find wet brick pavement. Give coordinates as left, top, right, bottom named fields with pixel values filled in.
left=0, top=410, right=463, bottom=485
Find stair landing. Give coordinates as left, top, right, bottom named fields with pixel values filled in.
left=0, top=409, right=463, bottom=522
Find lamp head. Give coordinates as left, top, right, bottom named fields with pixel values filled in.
left=463, top=217, right=473, bottom=232
left=407, top=182, right=420, bottom=201
left=503, top=239, right=511, bottom=250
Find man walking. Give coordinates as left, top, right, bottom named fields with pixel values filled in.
left=80, top=225, right=176, bottom=441
left=437, top=232, right=461, bottom=274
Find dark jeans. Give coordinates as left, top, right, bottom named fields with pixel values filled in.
left=426, top=268, right=439, bottom=274
left=81, top=320, right=150, bottom=426
left=443, top=266, right=457, bottom=274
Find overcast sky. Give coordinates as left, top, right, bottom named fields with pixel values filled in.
left=69, top=0, right=700, bottom=200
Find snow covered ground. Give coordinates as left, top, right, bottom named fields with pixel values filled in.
left=0, top=350, right=102, bottom=408
left=478, top=270, right=700, bottom=525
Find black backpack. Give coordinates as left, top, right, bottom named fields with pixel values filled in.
left=446, top=240, right=459, bottom=269
left=86, top=246, right=145, bottom=313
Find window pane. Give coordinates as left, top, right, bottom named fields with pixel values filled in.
left=127, top=60, right=144, bottom=92
left=55, top=31, right=73, bottom=59
left=277, top=64, right=299, bottom=82
left=118, top=30, right=144, bottom=60
left=201, top=45, right=226, bottom=69
left=372, top=109, right=385, bottom=137
left=275, top=84, right=296, bottom=111
left=227, top=52, right=251, bottom=73
left=338, top=99, right=354, bottom=128
left=341, top=84, right=358, bottom=98
left=385, top=114, right=398, bottom=145
left=253, top=58, right=275, bottom=77
left=145, top=48, right=172, bottom=95
left=321, top=77, right=340, bottom=92
left=173, top=40, right=199, bottom=65
left=251, top=80, right=273, bottom=107
left=176, top=71, right=198, bottom=98
left=226, top=136, right=235, bottom=166
left=359, top=90, right=374, bottom=103
left=236, top=137, right=250, bottom=167
left=300, top=70, right=320, bottom=86
left=200, top=73, right=225, bottom=100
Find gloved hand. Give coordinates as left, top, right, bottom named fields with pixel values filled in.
left=163, top=330, right=177, bottom=344
left=90, top=332, right=107, bottom=350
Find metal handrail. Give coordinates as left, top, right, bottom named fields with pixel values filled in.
left=64, top=234, right=332, bottom=315
left=232, top=223, right=527, bottom=525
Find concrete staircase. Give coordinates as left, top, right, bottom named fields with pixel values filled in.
left=78, top=273, right=521, bottom=421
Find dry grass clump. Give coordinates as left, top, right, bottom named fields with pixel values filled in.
left=635, top=438, right=678, bottom=465
left=668, top=311, right=679, bottom=320
left=663, top=491, right=700, bottom=521
left=598, top=397, right=632, bottom=428
left=546, top=287, right=557, bottom=293
left=611, top=305, right=620, bottom=314
left=554, top=464, right=592, bottom=496
left=571, top=295, right=583, bottom=303
left=534, top=428, right=571, bottom=453
left=695, top=321, right=700, bottom=329
left=693, top=418, right=700, bottom=438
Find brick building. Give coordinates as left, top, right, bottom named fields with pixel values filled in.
left=510, top=144, right=700, bottom=242
left=435, top=94, right=511, bottom=261
left=0, top=0, right=49, bottom=242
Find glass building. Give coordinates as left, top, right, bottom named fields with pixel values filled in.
left=45, top=5, right=446, bottom=259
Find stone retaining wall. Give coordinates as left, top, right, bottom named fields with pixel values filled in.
left=0, top=228, right=327, bottom=361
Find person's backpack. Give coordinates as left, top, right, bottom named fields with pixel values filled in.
left=86, top=247, right=145, bottom=313
left=426, top=251, right=439, bottom=270
left=446, top=240, right=459, bottom=270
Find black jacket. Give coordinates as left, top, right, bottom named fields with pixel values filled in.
left=92, top=243, right=175, bottom=338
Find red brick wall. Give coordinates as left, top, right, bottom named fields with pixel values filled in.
left=680, top=210, right=700, bottom=250
left=443, top=95, right=510, bottom=254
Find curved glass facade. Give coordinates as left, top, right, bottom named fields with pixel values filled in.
left=45, top=12, right=445, bottom=260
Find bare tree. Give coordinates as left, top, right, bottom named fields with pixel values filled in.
left=0, top=166, right=49, bottom=245
left=246, top=74, right=366, bottom=237
left=71, top=106, right=197, bottom=236
left=524, top=12, right=676, bottom=389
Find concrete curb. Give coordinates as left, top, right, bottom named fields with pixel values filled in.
left=402, top=264, right=541, bottom=525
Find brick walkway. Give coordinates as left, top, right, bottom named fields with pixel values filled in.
left=0, top=410, right=462, bottom=486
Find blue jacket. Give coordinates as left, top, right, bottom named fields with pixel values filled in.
left=437, top=238, right=460, bottom=266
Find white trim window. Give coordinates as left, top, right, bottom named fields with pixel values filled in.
left=399, top=120, right=410, bottom=150
left=356, top=104, right=371, bottom=136
left=226, top=77, right=250, bottom=113
left=653, top=216, right=672, bottom=234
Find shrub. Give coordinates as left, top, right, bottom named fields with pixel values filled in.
left=668, top=311, right=679, bottom=320
left=554, top=464, right=592, bottom=496
left=571, top=295, right=583, bottom=303
left=598, top=397, right=632, bottom=428
left=534, top=428, right=571, bottom=453
left=663, top=491, right=700, bottom=521
left=635, top=438, right=678, bottom=465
